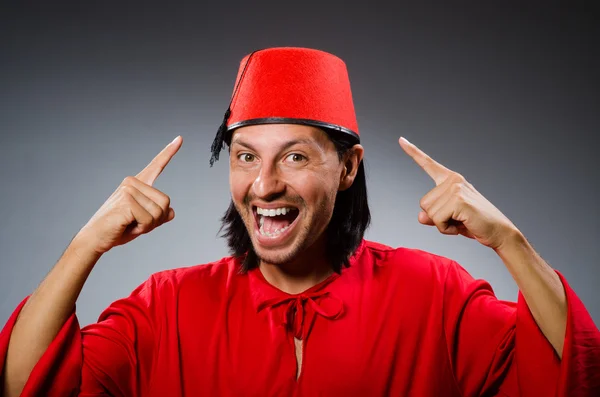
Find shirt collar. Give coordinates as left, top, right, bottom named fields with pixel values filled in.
left=246, top=239, right=366, bottom=338
left=247, top=238, right=366, bottom=312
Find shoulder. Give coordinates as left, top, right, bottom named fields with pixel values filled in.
left=361, top=239, right=455, bottom=269
left=138, top=255, right=242, bottom=301
left=359, top=239, right=460, bottom=285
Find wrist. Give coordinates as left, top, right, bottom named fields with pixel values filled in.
left=68, top=231, right=105, bottom=264
left=493, top=227, right=528, bottom=256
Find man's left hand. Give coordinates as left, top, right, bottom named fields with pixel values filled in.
left=398, top=137, right=521, bottom=251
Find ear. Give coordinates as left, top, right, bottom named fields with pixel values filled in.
left=339, top=144, right=364, bottom=191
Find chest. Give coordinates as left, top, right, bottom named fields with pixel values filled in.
left=159, top=291, right=462, bottom=397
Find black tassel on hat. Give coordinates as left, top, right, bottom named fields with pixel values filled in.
left=209, top=108, right=231, bottom=167
left=209, top=50, right=259, bottom=167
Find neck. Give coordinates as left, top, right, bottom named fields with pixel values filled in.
left=258, top=236, right=333, bottom=295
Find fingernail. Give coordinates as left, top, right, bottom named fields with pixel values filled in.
left=400, top=137, right=411, bottom=145
left=170, top=136, right=180, bottom=145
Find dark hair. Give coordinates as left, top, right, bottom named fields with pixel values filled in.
left=218, top=128, right=371, bottom=273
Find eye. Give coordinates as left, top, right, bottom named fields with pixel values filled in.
left=238, top=153, right=256, bottom=163
left=285, top=153, right=306, bottom=163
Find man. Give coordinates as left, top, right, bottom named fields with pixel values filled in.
left=1, top=47, right=599, bottom=396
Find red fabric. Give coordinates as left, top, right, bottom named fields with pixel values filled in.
left=226, top=47, right=360, bottom=136
left=1, top=239, right=599, bottom=396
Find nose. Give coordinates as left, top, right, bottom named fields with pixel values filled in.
left=252, top=162, right=285, bottom=200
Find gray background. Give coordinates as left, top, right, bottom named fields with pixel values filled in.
left=1, top=2, right=598, bottom=328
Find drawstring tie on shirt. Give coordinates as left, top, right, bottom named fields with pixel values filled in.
left=257, top=291, right=344, bottom=340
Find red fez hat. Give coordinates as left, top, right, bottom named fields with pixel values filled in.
left=210, top=47, right=359, bottom=166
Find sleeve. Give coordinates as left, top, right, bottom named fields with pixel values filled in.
left=0, top=275, right=163, bottom=397
left=443, top=261, right=600, bottom=397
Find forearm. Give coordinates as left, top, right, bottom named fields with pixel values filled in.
left=2, top=234, right=102, bottom=397
left=494, top=229, right=567, bottom=359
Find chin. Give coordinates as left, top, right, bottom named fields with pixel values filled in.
left=237, top=201, right=327, bottom=267
left=250, top=235, right=304, bottom=266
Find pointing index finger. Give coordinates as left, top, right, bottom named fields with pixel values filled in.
left=399, top=137, right=451, bottom=185
left=136, top=136, right=183, bottom=186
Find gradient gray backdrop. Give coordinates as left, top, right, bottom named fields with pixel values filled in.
left=1, top=3, right=598, bottom=328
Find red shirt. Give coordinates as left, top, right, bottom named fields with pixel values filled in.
left=1, top=239, right=599, bottom=396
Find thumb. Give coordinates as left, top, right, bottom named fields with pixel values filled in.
left=418, top=211, right=434, bottom=225
left=166, top=208, right=175, bottom=222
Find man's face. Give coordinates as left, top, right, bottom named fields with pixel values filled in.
left=229, top=124, right=346, bottom=266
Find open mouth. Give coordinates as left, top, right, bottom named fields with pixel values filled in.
left=253, top=205, right=300, bottom=239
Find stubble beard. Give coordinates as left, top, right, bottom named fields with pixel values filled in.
left=245, top=209, right=315, bottom=266
left=236, top=193, right=335, bottom=268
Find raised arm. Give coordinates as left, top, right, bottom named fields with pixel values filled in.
left=1, top=136, right=182, bottom=397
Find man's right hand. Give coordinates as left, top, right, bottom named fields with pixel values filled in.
left=74, top=135, right=183, bottom=255
left=1, top=135, right=184, bottom=397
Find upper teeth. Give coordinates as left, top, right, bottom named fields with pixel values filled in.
left=257, top=207, right=295, bottom=216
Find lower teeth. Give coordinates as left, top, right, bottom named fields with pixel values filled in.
left=259, top=225, right=289, bottom=237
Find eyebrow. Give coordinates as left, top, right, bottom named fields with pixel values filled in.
left=230, top=138, right=316, bottom=153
